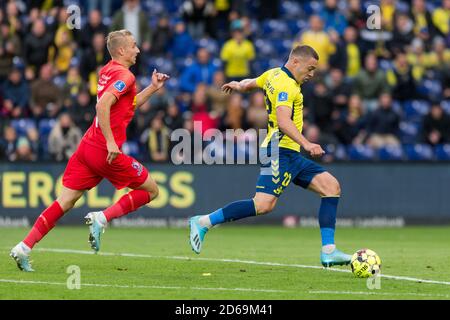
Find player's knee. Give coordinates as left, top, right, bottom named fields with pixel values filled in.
left=323, top=177, right=341, bottom=197
left=255, top=199, right=276, bottom=215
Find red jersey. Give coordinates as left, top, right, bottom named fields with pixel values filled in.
left=83, top=60, right=137, bottom=150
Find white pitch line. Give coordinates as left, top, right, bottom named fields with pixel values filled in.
left=0, top=279, right=288, bottom=293
left=28, top=248, right=450, bottom=287
left=309, top=290, right=450, bottom=299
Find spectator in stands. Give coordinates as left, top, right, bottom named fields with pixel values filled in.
left=48, top=113, right=82, bottom=162
left=326, top=68, right=351, bottom=111
left=390, top=13, right=415, bottom=55
left=0, top=22, right=21, bottom=82
left=50, top=8, right=75, bottom=74
left=220, top=93, right=248, bottom=131
left=0, top=125, right=18, bottom=161
left=87, top=0, right=113, bottom=24
left=180, top=0, right=216, bottom=39
left=170, top=20, right=196, bottom=59
left=220, top=19, right=255, bottom=81
left=380, top=0, right=396, bottom=32
left=79, top=32, right=110, bottom=83
left=69, top=89, right=95, bottom=132
left=164, top=102, right=184, bottom=132
left=330, top=26, right=362, bottom=77
left=311, top=81, right=334, bottom=134
left=432, top=0, right=450, bottom=38
left=150, top=15, right=173, bottom=57
left=346, top=0, right=366, bottom=30
left=246, top=91, right=267, bottom=130
left=387, top=52, right=417, bottom=101
left=422, top=103, right=450, bottom=145
left=192, top=83, right=218, bottom=135
left=14, top=136, right=37, bottom=161
left=206, top=70, right=229, bottom=117
left=352, top=52, right=390, bottom=112
left=320, top=0, right=347, bottom=36
left=4, top=1, right=24, bottom=39
left=406, top=38, right=427, bottom=82
left=179, top=47, right=217, bottom=93
left=134, top=100, right=153, bottom=135
left=296, top=15, right=336, bottom=70
left=62, top=66, right=84, bottom=108
left=23, top=19, right=53, bottom=73
left=30, top=63, right=62, bottom=119
left=334, top=94, right=366, bottom=145
left=141, top=113, right=171, bottom=162
left=77, top=9, right=108, bottom=50
left=1, top=66, right=29, bottom=119
left=148, top=85, right=172, bottom=118
left=409, top=0, right=437, bottom=47
left=366, top=93, right=401, bottom=149
left=303, top=124, right=337, bottom=163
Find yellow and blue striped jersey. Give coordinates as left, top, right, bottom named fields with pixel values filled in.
left=255, top=66, right=304, bottom=152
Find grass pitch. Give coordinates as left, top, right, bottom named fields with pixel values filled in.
left=0, top=226, right=449, bottom=300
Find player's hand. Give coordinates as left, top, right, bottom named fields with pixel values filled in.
left=304, top=143, right=325, bottom=158
left=151, top=69, right=170, bottom=90
left=106, top=141, right=121, bottom=164
left=221, top=81, right=240, bottom=94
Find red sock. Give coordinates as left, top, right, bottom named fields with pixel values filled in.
left=23, top=201, right=64, bottom=249
left=103, top=190, right=151, bottom=222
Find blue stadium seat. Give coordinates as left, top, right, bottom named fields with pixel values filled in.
left=404, top=144, right=434, bottom=161
left=399, top=121, right=421, bottom=144
left=378, top=145, right=404, bottom=161
left=403, top=100, right=430, bottom=122
left=280, top=1, right=303, bottom=19
left=122, top=141, right=140, bottom=158
left=10, top=119, right=37, bottom=136
left=38, top=119, right=56, bottom=137
left=324, top=144, right=348, bottom=161
left=347, top=145, right=375, bottom=161
left=254, top=39, right=275, bottom=58
left=441, top=100, right=450, bottom=115
left=435, top=144, right=450, bottom=160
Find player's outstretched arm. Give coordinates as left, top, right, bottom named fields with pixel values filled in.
left=96, top=92, right=122, bottom=164
left=277, top=105, right=325, bottom=158
left=135, top=69, right=170, bottom=108
left=222, top=78, right=258, bottom=94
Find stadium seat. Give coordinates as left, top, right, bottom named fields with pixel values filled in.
left=403, top=100, right=430, bottom=122
left=280, top=2, right=303, bottom=19
left=435, top=144, right=450, bottom=161
left=347, top=144, right=375, bottom=161
left=378, top=145, right=404, bottom=161
left=324, top=144, right=348, bottom=161
left=38, top=119, right=56, bottom=137
left=403, top=144, right=434, bottom=161
left=399, top=121, right=421, bottom=144
left=441, top=100, right=450, bottom=115
left=10, top=119, right=37, bottom=136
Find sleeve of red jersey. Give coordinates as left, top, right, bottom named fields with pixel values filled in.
left=105, top=70, right=135, bottom=100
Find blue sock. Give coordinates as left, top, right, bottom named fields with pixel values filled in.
left=208, top=199, right=256, bottom=226
left=319, top=196, right=339, bottom=246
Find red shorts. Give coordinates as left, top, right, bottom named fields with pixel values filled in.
left=62, top=140, right=149, bottom=190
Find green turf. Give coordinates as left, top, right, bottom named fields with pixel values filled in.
left=1, top=226, right=449, bottom=300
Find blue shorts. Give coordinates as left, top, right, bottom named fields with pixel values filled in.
left=256, top=147, right=326, bottom=197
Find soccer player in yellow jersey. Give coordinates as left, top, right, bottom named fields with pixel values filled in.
left=189, top=45, right=351, bottom=267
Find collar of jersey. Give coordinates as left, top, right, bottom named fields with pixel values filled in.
left=281, top=65, right=298, bottom=84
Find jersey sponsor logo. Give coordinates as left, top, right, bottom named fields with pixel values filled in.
left=278, top=92, right=288, bottom=102
left=114, top=80, right=126, bottom=92
left=132, top=160, right=143, bottom=176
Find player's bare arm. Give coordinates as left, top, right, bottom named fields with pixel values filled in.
left=276, top=105, right=324, bottom=157
left=221, top=78, right=258, bottom=93
left=96, top=91, right=121, bottom=164
left=135, top=69, right=170, bottom=108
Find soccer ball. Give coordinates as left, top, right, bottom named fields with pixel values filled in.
left=350, top=249, right=381, bottom=278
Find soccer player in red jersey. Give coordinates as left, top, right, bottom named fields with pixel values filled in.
left=10, top=30, right=170, bottom=271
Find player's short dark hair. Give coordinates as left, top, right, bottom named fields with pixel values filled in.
left=290, top=45, right=319, bottom=61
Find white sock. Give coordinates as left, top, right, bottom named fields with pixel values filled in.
left=198, top=215, right=212, bottom=229
left=322, top=244, right=336, bottom=254
left=20, top=242, right=31, bottom=254
left=97, top=211, right=107, bottom=226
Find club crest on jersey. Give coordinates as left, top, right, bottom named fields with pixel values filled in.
left=278, top=92, right=288, bottom=102
left=114, top=80, right=126, bottom=92
left=132, top=161, right=143, bottom=176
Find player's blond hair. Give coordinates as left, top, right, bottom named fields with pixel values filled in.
left=106, top=29, right=133, bottom=57
left=290, top=45, right=319, bottom=61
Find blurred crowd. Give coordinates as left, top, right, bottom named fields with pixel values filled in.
left=0, top=0, right=449, bottom=163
